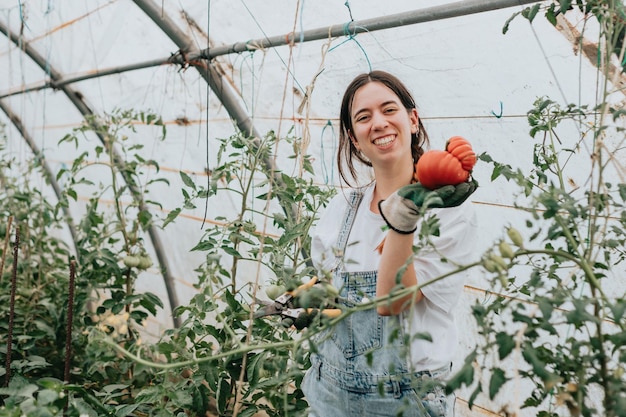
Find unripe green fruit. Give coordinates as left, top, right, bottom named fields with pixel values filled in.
left=137, top=255, right=153, bottom=270
left=507, top=227, right=524, bottom=248
left=499, top=241, right=515, bottom=259
left=498, top=274, right=509, bottom=288
left=490, top=254, right=508, bottom=270
left=123, top=255, right=140, bottom=268
left=265, top=284, right=286, bottom=300
left=484, top=259, right=498, bottom=273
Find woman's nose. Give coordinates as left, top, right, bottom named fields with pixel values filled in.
left=371, top=111, right=388, bottom=129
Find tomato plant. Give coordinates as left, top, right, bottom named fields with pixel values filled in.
left=446, top=3, right=626, bottom=416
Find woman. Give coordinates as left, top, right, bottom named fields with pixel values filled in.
left=301, top=70, right=478, bottom=417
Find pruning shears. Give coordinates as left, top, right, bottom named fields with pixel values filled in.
left=254, top=276, right=342, bottom=329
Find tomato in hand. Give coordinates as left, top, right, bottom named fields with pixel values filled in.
left=415, top=136, right=476, bottom=190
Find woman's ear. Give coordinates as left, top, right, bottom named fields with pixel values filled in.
left=410, top=110, right=419, bottom=134
left=349, top=130, right=361, bottom=150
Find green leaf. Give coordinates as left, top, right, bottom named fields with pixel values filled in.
left=502, top=11, right=521, bottom=34
left=115, top=404, right=140, bottom=417
left=522, top=348, right=551, bottom=380
left=163, top=207, right=181, bottom=228
left=559, top=0, right=571, bottom=13
left=489, top=368, right=507, bottom=399
left=411, top=332, right=433, bottom=342
left=180, top=171, right=196, bottom=190
left=216, top=376, right=230, bottom=415
left=496, top=332, right=515, bottom=360
left=522, top=4, right=540, bottom=21
left=37, top=388, right=60, bottom=405
left=446, top=352, right=476, bottom=393
left=468, top=384, right=481, bottom=409
left=618, top=184, right=626, bottom=201
left=37, top=377, right=64, bottom=390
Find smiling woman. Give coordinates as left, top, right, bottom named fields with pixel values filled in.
left=0, top=1, right=620, bottom=416
left=303, top=70, right=478, bottom=417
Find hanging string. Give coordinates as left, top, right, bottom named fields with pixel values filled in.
left=344, top=0, right=355, bottom=21
left=320, top=120, right=337, bottom=185
left=201, top=1, right=212, bottom=229
left=239, top=0, right=306, bottom=95
left=491, top=101, right=503, bottom=118
left=234, top=51, right=258, bottom=115
left=38, top=0, right=56, bottom=191
left=327, top=2, right=372, bottom=72
left=18, top=0, right=30, bottom=34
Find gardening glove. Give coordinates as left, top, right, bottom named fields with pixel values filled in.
left=282, top=309, right=320, bottom=330
left=378, top=179, right=478, bottom=234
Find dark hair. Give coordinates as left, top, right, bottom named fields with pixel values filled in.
left=337, top=70, right=429, bottom=187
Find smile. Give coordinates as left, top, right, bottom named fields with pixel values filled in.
left=373, top=135, right=395, bottom=146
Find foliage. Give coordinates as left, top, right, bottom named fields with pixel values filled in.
left=3, top=2, right=626, bottom=417
left=448, top=2, right=626, bottom=416
left=0, top=113, right=335, bottom=416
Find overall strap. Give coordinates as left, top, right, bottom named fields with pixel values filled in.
left=332, top=189, right=364, bottom=271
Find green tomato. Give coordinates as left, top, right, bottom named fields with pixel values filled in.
left=490, top=254, right=508, bottom=270
left=499, top=241, right=515, bottom=259
left=265, top=284, right=286, bottom=300
left=507, top=227, right=524, bottom=248
left=483, top=259, right=498, bottom=273
left=123, top=255, right=140, bottom=268
left=137, top=255, right=153, bottom=270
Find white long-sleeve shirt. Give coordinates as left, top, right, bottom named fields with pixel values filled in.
left=310, top=183, right=478, bottom=371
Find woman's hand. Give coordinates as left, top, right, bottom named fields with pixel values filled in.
left=378, top=179, right=478, bottom=234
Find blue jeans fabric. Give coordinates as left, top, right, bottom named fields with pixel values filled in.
left=302, top=191, right=454, bottom=417
left=302, top=359, right=452, bottom=417
left=302, top=271, right=452, bottom=417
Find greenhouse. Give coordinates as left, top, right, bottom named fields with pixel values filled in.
left=1, top=1, right=625, bottom=416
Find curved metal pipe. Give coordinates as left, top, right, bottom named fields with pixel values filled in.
left=0, top=100, right=80, bottom=256
left=195, top=0, right=541, bottom=60
left=0, top=0, right=541, bottom=98
left=0, top=20, right=181, bottom=328
left=133, top=0, right=311, bottom=266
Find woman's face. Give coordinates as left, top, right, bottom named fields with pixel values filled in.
left=349, top=81, right=418, bottom=170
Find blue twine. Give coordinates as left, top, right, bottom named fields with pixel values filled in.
left=491, top=101, right=503, bottom=118
left=343, top=21, right=354, bottom=37
left=326, top=1, right=371, bottom=71
left=18, top=0, right=31, bottom=31
left=329, top=22, right=372, bottom=72
left=344, top=1, right=354, bottom=21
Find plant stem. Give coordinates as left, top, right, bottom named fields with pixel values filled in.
left=4, top=225, right=19, bottom=388
left=0, top=216, right=12, bottom=286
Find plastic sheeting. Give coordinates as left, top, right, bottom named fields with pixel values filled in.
left=1, top=1, right=623, bottom=415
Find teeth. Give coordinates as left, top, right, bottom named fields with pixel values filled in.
left=374, top=135, right=394, bottom=146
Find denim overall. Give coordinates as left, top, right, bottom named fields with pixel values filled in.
left=302, top=191, right=451, bottom=417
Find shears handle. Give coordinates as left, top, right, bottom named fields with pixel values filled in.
left=281, top=307, right=343, bottom=330
left=312, top=308, right=342, bottom=318
left=274, top=276, right=318, bottom=305
left=281, top=307, right=342, bottom=320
